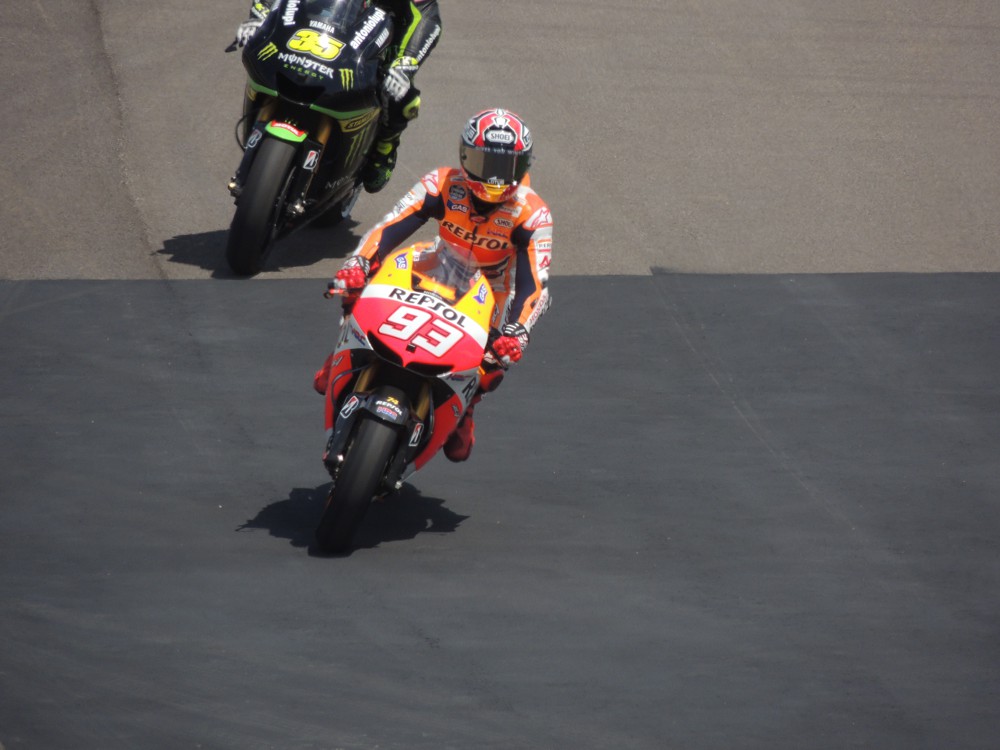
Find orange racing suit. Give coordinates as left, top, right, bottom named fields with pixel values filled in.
left=351, top=166, right=553, bottom=336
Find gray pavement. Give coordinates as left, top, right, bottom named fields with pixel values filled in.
left=2, top=275, right=999, bottom=749
left=2, top=0, right=1000, bottom=748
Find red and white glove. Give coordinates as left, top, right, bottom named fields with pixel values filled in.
left=490, top=323, right=529, bottom=366
left=330, top=256, right=371, bottom=296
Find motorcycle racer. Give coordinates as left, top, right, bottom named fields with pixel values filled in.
left=234, top=0, right=442, bottom=193
left=319, top=107, right=553, bottom=462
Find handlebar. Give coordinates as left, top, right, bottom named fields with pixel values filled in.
left=324, top=281, right=362, bottom=300
left=484, top=329, right=512, bottom=371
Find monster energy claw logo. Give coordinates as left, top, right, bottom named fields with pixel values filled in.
left=258, top=42, right=279, bottom=61
left=339, top=69, right=354, bottom=89
left=344, top=133, right=365, bottom=166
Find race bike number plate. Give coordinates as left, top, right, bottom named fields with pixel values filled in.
left=353, top=286, right=489, bottom=371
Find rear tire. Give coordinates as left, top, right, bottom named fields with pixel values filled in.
left=225, top=138, right=296, bottom=277
left=315, top=416, right=399, bottom=554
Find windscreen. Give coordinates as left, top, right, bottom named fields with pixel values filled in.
left=300, top=0, right=370, bottom=29
left=415, top=239, right=484, bottom=296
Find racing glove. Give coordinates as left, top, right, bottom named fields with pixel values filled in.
left=490, top=323, right=529, bottom=366
left=235, top=19, right=263, bottom=47
left=382, top=57, right=419, bottom=102
left=329, top=256, right=372, bottom=298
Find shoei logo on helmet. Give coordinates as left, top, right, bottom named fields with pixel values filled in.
left=466, top=108, right=532, bottom=151
left=485, top=129, right=515, bottom=145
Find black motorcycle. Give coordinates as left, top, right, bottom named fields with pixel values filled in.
left=225, top=0, right=393, bottom=276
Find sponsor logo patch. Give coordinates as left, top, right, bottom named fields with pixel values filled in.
left=442, top=221, right=510, bottom=251
left=525, top=206, right=552, bottom=231
left=421, top=172, right=441, bottom=194
left=375, top=400, right=404, bottom=421
left=485, top=130, right=514, bottom=145
left=349, top=8, right=387, bottom=49
left=269, top=120, right=306, bottom=137
left=339, top=395, right=360, bottom=419
left=338, top=109, right=379, bottom=133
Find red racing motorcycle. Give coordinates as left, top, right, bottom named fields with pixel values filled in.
left=315, top=239, right=506, bottom=553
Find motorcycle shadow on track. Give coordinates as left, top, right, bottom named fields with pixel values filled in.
left=237, top=483, right=469, bottom=556
left=156, top=220, right=361, bottom=278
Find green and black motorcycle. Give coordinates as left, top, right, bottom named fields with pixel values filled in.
left=225, top=0, right=392, bottom=276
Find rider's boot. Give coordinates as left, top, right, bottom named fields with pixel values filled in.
left=442, top=368, right=505, bottom=462
left=313, top=352, right=334, bottom=396
left=360, top=133, right=400, bottom=194
left=443, top=404, right=476, bottom=462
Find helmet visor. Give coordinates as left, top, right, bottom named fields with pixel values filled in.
left=460, top=145, right=532, bottom=187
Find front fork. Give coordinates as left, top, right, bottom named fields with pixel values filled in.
left=228, top=90, right=332, bottom=216
left=323, top=372, right=432, bottom=492
left=228, top=86, right=276, bottom=195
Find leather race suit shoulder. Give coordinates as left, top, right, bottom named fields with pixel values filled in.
left=353, top=166, right=553, bottom=333
left=384, top=0, right=442, bottom=66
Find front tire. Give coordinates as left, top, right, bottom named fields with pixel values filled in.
left=315, top=416, right=399, bottom=554
left=225, top=138, right=296, bottom=277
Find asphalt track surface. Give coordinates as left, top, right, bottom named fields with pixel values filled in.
left=2, top=2, right=1000, bottom=749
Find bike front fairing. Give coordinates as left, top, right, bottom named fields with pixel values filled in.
left=325, top=241, right=499, bottom=473
left=242, top=0, right=393, bottom=116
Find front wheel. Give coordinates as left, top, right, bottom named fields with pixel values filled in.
left=225, top=138, right=296, bottom=276
left=315, top=416, right=399, bottom=554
